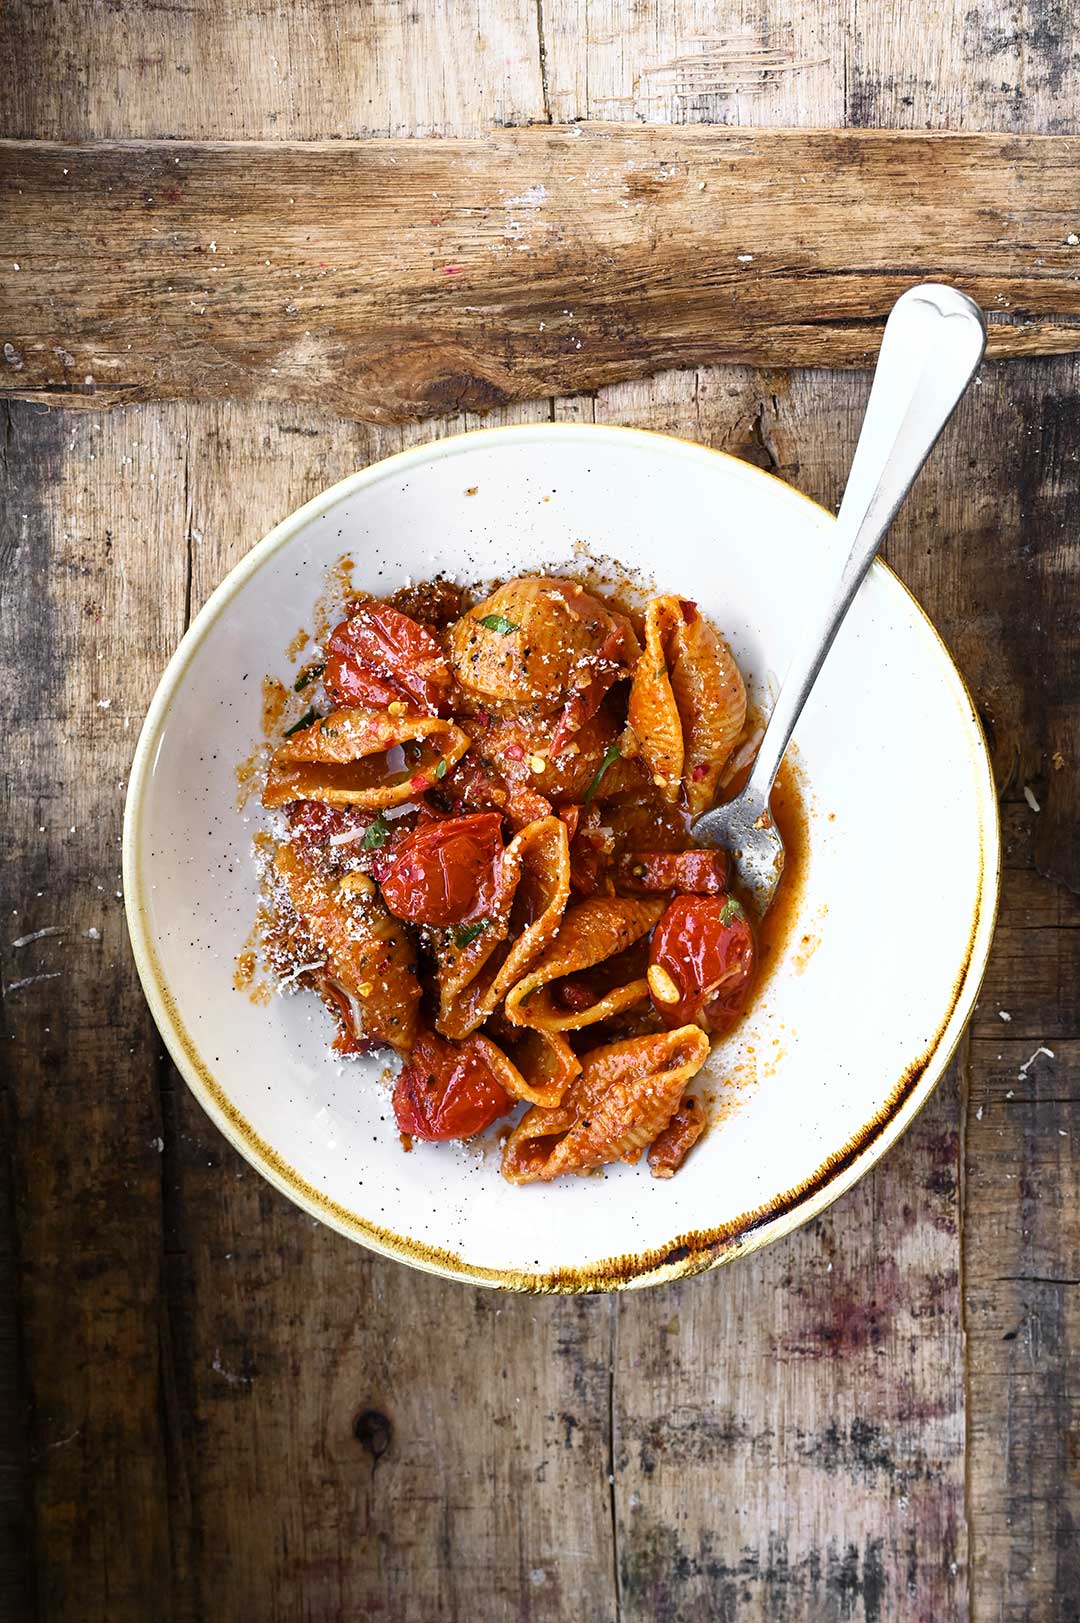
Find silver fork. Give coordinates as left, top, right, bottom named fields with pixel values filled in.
left=692, top=282, right=988, bottom=918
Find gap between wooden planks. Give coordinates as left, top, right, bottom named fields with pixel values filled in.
left=3, top=125, right=1080, bottom=423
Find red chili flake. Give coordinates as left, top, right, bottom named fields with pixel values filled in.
left=691, top=762, right=709, bottom=782
left=410, top=774, right=431, bottom=791
left=504, top=742, right=525, bottom=761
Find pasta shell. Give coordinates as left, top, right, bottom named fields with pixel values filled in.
left=504, top=896, right=665, bottom=1032
left=263, top=708, right=471, bottom=810
left=647, top=1095, right=707, bottom=1178
left=472, top=1028, right=581, bottom=1110
left=628, top=596, right=746, bottom=817
left=501, top=1025, right=710, bottom=1183
left=450, top=577, right=637, bottom=713
left=437, top=815, right=571, bottom=1039
left=273, top=843, right=420, bottom=1052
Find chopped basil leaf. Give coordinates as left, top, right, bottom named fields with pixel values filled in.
left=720, top=895, right=745, bottom=926
left=453, top=919, right=487, bottom=949
left=478, top=613, right=520, bottom=634
left=283, top=706, right=317, bottom=737
left=433, top=758, right=448, bottom=780
left=293, top=663, right=324, bottom=692
left=361, top=812, right=390, bottom=852
left=583, top=743, right=621, bottom=805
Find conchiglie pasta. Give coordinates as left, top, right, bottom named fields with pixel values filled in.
left=501, top=1026, right=710, bottom=1183
left=437, top=814, right=571, bottom=1039
left=450, top=577, right=636, bottom=713
left=273, top=843, right=420, bottom=1052
left=628, top=596, right=746, bottom=817
left=252, top=570, right=763, bottom=1185
left=504, top=895, right=665, bottom=1031
left=263, top=708, right=471, bottom=810
left=472, top=1028, right=581, bottom=1110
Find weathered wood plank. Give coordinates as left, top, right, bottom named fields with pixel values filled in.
left=541, top=0, right=848, bottom=126
left=0, top=827, right=34, bottom=1622
left=0, top=0, right=545, bottom=142
left=611, top=1067, right=968, bottom=1622
left=4, top=130, right=1080, bottom=423
left=541, top=0, right=1080, bottom=134
left=963, top=803, right=1080, bottom=1621
left=6, top=0, right=1078, bottom=144
left=0, top=402, right=188, bottom=1619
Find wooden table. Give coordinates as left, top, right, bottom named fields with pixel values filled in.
left=2, top=4, right=1078, bottom=1619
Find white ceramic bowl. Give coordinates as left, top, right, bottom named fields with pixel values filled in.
left=123, top=425, right=998, bottom=1292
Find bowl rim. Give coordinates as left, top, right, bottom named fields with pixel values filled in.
left=122, top=421, right=1000, bottom=1293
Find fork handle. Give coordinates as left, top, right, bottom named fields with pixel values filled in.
left=744, top=283, right=987, bottom=804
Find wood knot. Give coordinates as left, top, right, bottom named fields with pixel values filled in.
left=354, top=1408, right=393, bottom=1464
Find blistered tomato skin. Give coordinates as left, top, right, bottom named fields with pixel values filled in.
left=648, top=895, right=755, bottom=1032
left=378, top=813, right=503, bottom=927
left=324, top=604, right=453, bottom=716
left=393, top=1032, right=512, bottom=1141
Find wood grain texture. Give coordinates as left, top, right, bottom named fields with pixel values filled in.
left=0, top=401, right=187, bottom=1619
left=3, top=0, right=1080, bottom=1617
left=540, top=0, right=1080, bottom=134
left=965, top=804, right=1080, bottom=1620
left=4, top=130, right=1080, bottom=423
left=0, top=0, right=546, bottom=141
left=610, top=1069, right=968, bottom=1621
left=4, top=0, right=1078, bottom=142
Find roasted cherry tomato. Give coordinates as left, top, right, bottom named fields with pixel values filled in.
left=619, top=848, right=730, bottom=896
left=324, top=603, right=453, bottom=716
left=378, top=812, right=503, bottom=926
left=393, top=1031, right=512, bottom=1141
left=648, top=894, right=755, bottom=1032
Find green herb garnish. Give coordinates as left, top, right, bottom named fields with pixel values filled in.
left=478, top=613, right=520, bottom=634
left=284, top=706, right=317, bottom=737
left=453, top=919, right=488, bottom=949
left=583, top=743, right=621, bottom=805
left=720, top=896, right=745, bottom=926
left=293, top=663, right=324, bottom=692
left=361, top=812, right=391, bottom=852
left=433, top=758, right=448, bottom=780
